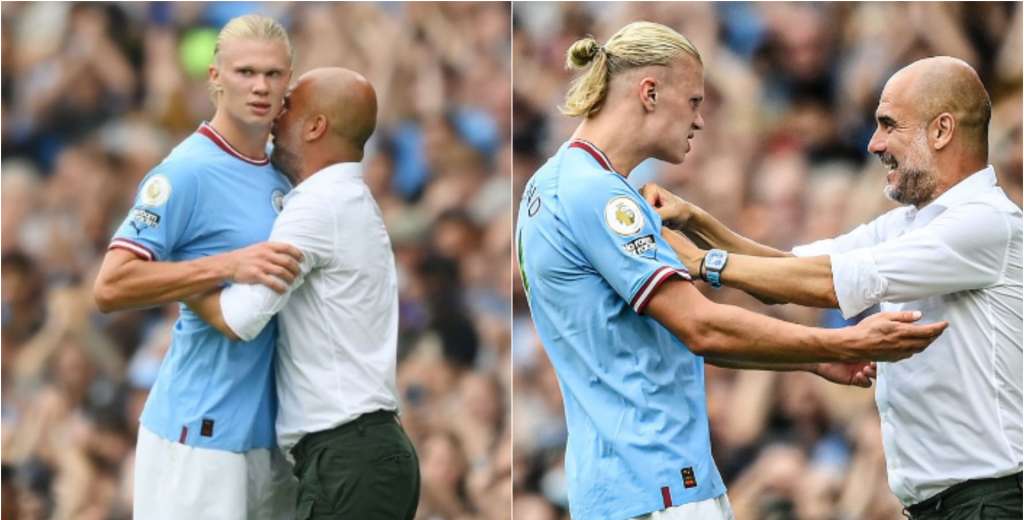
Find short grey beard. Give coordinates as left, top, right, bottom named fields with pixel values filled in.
left=884, top=166, right=937, bottom=207
left=882, top=130, right=937, bottom=207
left=271, top=146, right=301, bottom=185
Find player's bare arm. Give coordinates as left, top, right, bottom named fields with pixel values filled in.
left=642, top=183, right=790, bottom=258
left=646, top=278, right=947, bottom=364
left=660, top=228, right=840, bottom=308
left=93, top=241, right=302, bottom=312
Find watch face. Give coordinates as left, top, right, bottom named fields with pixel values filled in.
left=706, top=250, right=727, bottom=270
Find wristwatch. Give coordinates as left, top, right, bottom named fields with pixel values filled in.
left=702, top=249, right=729, bottom=289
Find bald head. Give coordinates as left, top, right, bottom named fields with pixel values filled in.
left=300, top=67, right=378, bottom=151
left=270, top=67, right=379, bottom=182
left=884, top=56, right=991, bottom=154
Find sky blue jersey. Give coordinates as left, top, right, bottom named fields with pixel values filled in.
left=516, top=140, right=726, bottom=519
left=110, top=122, right=291, bottom=452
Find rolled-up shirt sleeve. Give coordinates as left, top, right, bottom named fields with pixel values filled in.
left=220, top=190, right=334, bottom=341
left=828, top=202, right=1009, bottom=319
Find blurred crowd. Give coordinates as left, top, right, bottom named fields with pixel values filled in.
left=512, top=2, right=1021, bottom=520
left=1, top=2, right=511, bottom=519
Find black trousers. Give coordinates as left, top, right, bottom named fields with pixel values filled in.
left=905, top=473, right=1023, bottom=520
left=291, top=411, right=420, bottom=520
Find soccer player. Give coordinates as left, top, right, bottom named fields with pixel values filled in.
left=515, top=22, right=948, bottom=520
left=648, top=56, right=1022, bottom=519
left=93, top=15, right=299, bottom=519
left=184, top=68, right=420, bottom=520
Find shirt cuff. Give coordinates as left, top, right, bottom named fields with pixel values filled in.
left=830, top=248, right=886, bottom=319
left=220, top=285, right=258, bottom=342
left=792, top=238, right=834, bottom=258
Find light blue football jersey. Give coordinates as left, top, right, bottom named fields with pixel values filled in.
left=110, top=122, right=291, bottom=452
left=516, top=140, right=726, bottom=519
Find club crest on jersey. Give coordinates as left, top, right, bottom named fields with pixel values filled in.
left=139, top=175, right=172, bottom=207
left=604, top=196, right=644, bottom=235
left=271, top=189, right=285, bottom=214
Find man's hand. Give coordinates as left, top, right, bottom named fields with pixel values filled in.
left=641, top=183, right=694, bottom=230
left=813, top=361, right=877, bottom=387
left=847, top=311, right=948, bottom=362
left=222, top=242, right=303, bottom=293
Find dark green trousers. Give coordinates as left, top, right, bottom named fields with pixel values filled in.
left=291, top=411, right=420, bottom=520
left=905, top=473, right=1023, bottom=520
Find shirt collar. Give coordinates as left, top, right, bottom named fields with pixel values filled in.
left=286, top=162, right=362, bottom=201
left=196, top=122, right=270, bottom=165
left=908, top=165, right=996, bottom=222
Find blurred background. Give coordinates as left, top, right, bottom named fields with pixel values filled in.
left=1, top=2, right=511, bottom=519
left=512, top=2, right=1021, bottom=520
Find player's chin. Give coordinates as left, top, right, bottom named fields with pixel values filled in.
left=661, top=148, right=689, bottom=165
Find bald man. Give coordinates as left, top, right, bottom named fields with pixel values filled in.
left=186, top=67, right=420, bottom=520
left=647, top=56, right=1022, bottom=519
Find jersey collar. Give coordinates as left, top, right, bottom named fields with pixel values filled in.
left=569, top=139, right=617, bottom=173
left=197, top=122, right=270, bottom=166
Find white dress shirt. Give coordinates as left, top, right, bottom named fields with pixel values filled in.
left=793, top=166, right=1022, bottom=505
left=220, top=162, right=400, bottom=452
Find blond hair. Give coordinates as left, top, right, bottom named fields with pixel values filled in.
left=209, top=14, right=293, bottom=100
left=561, top=22, right=702, bottom=118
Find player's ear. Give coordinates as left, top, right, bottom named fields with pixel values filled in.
left=640, top=77, right=658, bottom=113
left=208, top=65, right=222, bottom=95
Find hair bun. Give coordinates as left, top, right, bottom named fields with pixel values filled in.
left=567, top=37, right=601, bottom=69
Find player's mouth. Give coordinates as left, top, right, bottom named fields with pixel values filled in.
left=249, top=102, right=272, bottom=116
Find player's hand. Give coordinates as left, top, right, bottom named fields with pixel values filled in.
left=641, top=183, right=693, bottom=230
left=848, top=311, right=948, bottom=362
left=224, top=242, right=303, bottom=293
left=813, top=361, right=877, bottom=387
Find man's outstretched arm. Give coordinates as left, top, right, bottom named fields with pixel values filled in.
left=642, top=183, right=791, bottom=257
left=93, top=242, right=302, bottom=313
left=704, top=357, right=877, bottom=388
left=660, top=228, right=840, bottom=308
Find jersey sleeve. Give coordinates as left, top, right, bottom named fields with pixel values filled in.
left=109, top=164, right=199, bottom=261
left=562, top=175, right=691, bottom=314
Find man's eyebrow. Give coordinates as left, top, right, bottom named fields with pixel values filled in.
left=876, top=114, right=897, bottom=126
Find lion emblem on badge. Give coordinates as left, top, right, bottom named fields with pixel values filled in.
left=615, top=203, right=636, bottom=228
left=604, top=196, right=644, bottom=235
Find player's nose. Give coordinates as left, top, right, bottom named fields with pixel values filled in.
left=253, top=74, right=270, bottom=94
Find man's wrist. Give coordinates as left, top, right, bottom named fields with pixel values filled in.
left=828, top=327, right=859, bottom=362
left=690, top=249, right=707, bottom=276
left=687, top=204, right=707, bottom=232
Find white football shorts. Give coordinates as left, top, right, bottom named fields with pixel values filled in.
left=133, top=425, right=297, bottom=520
